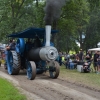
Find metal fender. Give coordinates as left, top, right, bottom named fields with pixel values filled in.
left=16, top=38, right=25, bottom=54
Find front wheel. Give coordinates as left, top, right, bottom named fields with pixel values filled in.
left=26, top=61, right=36, bottom=80
left=49, top=61, right=60, bottom=79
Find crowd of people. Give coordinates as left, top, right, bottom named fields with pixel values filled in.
left=1, top=38, right=100, bottom=74
left=57, top=49, right=100, bottom=74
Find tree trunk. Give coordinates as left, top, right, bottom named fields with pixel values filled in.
left=36, top=0, right=38, bottom=7
left=79, top=32, right=83, bottom=49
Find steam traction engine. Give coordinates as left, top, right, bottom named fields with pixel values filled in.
left=6, top=26, right=60, bottom=80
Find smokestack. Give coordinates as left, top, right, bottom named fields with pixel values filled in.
left=45, top=25, right=51, bottom=46
left=44, top=0, right=67, bottom=46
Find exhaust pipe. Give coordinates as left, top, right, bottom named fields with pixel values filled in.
left=45, top=25, right=51, bottom=46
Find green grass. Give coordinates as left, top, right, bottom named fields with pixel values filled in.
left=59, top=65, right=100, bottom=90
left=0, top=78, right=26, bottom=100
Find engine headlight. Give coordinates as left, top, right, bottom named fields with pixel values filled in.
left=39, top=46, right=58, bottom=61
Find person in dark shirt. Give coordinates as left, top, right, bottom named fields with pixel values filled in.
left=78, top=49, right=83, bottom=61
left=58, top=51, right=62, bottom=66
left=86, top=51, right=92, bottom=62
left=4, top=39, right=16, bottom=69
left=34, top=36, right=41, bottom=48
left=93, top=51, right=99, bottom=73
left=85, top=51, right=92, bottom=67
left=97, top=51, right=100, bottom=74
left=25, top=38, right=33, bottom=51
left=6, top=39, right=16, bottom=50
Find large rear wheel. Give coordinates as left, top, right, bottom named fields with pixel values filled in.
left=26, top=61, right=36, bottom=80
left=49, top=61, right=60, bottom=79
left=7, top=51, right=21, bottom=75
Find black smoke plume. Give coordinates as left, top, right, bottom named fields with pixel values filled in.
left=44, top=0, right=66, bottom=25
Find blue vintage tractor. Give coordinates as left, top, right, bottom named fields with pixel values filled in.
left=5, top=26, right=60, bottom=80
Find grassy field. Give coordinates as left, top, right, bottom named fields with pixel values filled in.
left=59, top=65, right=100, bottom=90
left=0, top=78, right=26, bottom=100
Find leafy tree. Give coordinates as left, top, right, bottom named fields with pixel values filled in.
left=84, top=5, right=100, bottom=50
left=54, top=0, right=89, bottom=52
left=0, top=0, right=100, bottom=53
left=0, top=0, right=45, bottom=43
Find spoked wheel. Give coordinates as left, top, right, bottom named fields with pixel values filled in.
left=49, top=61, right=60, bottom=79
left=26, top=61, right=36, bottom=80
left=7, top=51, right=21, bottom=75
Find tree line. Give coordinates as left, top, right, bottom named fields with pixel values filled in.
left=0, top=0, right=100, bottom=53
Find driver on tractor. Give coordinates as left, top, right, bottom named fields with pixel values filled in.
left=6, top=39, right=16, bottom=50
left=4, top=39, right=16, bottom=69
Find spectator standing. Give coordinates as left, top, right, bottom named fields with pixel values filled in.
left=97, top=51, right=100, bottom=74
left=85, top=51, right=92, bottom=62
left=58, top=52, right=62, bottom=66
left=85, top=51, right=92, bottom=67
left=69, top=59, right=74, bottom=69
left=78, top=49, right=84, bottom=61
left=62, top=53, right=65, bottom=62
left=65, top=53, right=70, bottom=68
left=66, top=53, right=70, bottom=61
left=93, top=51, right=99, bottom=73
left=75, top=53, right=79, bottom=61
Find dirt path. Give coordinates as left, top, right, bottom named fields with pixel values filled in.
left=0, top=66, right=100, bottom=100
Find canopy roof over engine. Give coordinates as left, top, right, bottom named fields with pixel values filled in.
left=8, top=27, right=58, bottom=38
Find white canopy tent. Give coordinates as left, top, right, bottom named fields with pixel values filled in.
left=88, top=48, right=100, bottom=51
